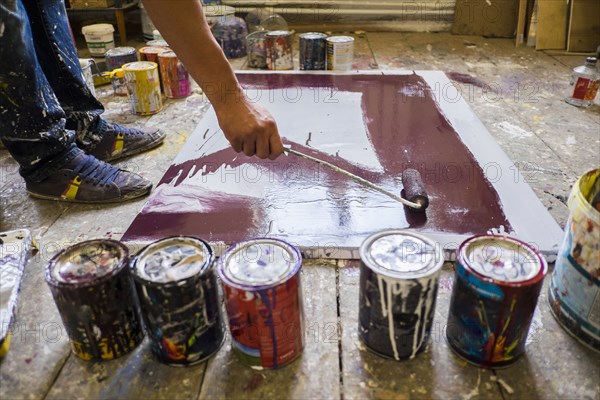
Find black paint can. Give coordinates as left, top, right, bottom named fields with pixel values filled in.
left=299, top=32, right=327, bottom=70
left=131, top=236, right=225, bottom=366
left=46, top=240, right=144, bottom=361
left=359, top=230, right=444, bottom=360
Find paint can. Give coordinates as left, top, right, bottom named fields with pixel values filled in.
left=212, top=17, right=248, bottom=59
left=122, top=61, right=162, bottom=115
left=358, top=230, right=444, bottom=360
left=446, top=235, right=548, bottom=368
left=158, top=51, right=191, bottom=99
left=218, top=238, right=304, bottom=369
left=105, top=47, right=138, bottom=96
left=299, top=32, right=328, bottom=71
left=78, top=59, right=96, bottom=97
left=45, top=240, right=144, bottom=361
left=139, top=46, right=168, bottom=64
left=246, top=31, right=268, bottom=69
left=549, top=169, right=600, bottom=352
left=326, top=36, right=355, bottom=71
left=265, top=31, right=294, bottom=71
left=81, top=23, right=115, bottom=57
left=146, top=39, right=169, bottom=48
left=131, top=237, right=225, bottom=366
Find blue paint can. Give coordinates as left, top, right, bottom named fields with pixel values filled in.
left=299, top=32, right=328, bottom=70
left=105, top=47, right=138, bottom=96
left=212, top=16, right=248, bottom=59
left=446, top=235, right=547, bottom=368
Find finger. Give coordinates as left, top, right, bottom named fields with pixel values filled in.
left=268, top=133, right=285, bottom=160
left=255, top=131, right=270, bottom=160
left=229, top=138, right=243, bottom=153
left=242, top=140, right=256, bottom=157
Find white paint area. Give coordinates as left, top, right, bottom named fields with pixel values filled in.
left=376, top=274, right=437, bottom=360
left=494, top=121, right=533, bottom=139
left=566, top=136, right=577, bottom=145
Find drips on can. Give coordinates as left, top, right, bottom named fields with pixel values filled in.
left=218, top=238, right=304, bottom=369
left=105, top=47, right=138, bottom=96
left=131, top=237, right=225, bottom=366
left=265, top=31, right=293, bottom=70
left=326, top=36, right=354, bottom=71
left=246, top=31, right=268, bottom=69
left=299, top=32, right=328, bottom=70
left=446, top=235, right=548, bottom=368
left=45, top=240, right=144, bottom=361
left=122, top=61, right=162, bottom=115
left=158, top=51, right=191, bottom=99
left=359, top=230, right=444, bottom=360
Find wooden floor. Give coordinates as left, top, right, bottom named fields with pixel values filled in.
left=1, top=32, right=599, bottom=399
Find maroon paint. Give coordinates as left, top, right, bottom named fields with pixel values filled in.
left=122, top=73, right=510, bottom=244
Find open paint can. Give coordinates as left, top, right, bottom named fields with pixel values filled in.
left=105, top=47, right=138, bottom=96
left=446, top=235, right=547, bottom=368
left=45, top=240, right=144, bottom=361
left=121, top=61, right=162, bottom=115
left=158, top=50, right=191, bottom=99
left=218, top=238, right=305, bottom=369
left=299, top=32, right=328, bottom=70
left=265, top=31, right=293, bottom=70
left=131, top=237, right=225, bottom=366
left=359, top=230, right=444, bottom=360
left=326, top=36, right=354, bottom=71
left=549, top=169, right=600, bottom=352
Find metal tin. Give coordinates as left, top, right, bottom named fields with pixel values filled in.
left=359, top=230, right=444, bottom=360
left=138, top=46, right=167, bottom=63
left=122, top=61, right=162, bottom=115
left=105, top=47, right=138, bottom=96
left=246, top=31, right=268, bottom=69
left=299, top=32, right=328, bottom=70
left=146, top=39, right=169, bottom=48
left=218, top=238, right=304, bottom=369
left=45, top=240, right=144, bottom=361
left=158, top=51, right=191, bottom=99
left=212, top=16, right=248, bottom=59
left=326, top=36, right=354, bottom=71
left=265, top=31, right=293, bottom=70
left=446, top=235, right=548, bottom=368
left=131, top=237, right=225, bottom=366
left=549, top=169, right=600, bottom=352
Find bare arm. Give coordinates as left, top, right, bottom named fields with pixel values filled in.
left=142, top=0, right=283, bottom=159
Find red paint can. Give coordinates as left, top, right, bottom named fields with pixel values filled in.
left=158, top=50, right=191, bottom=99
left=218, top=238, right=304, bottom=369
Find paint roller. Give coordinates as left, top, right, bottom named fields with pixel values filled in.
left=284, top=147, right=429, bottom=212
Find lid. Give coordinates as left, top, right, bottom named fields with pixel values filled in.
left=299, top=32, right=328, bottom=40
left=158, top=50, right=177, bottom=59
left=105, top=47, right=136, bottom=57
left=265, top=30, right=293, bottom=38
left=458, top=235, right=546, bottom=284
left=218, top=238, right=301, bottom=289
left=326, top=36, right=355, bottom=43
left=139, top=46, right=167, bottom=54
left=360, top=230, right=443, bottom=279
left=46, top=240, right=127, bottom=286
left=585, top=57, right=598, bottom=65
left=146, top=39, right=169, bottom=48
left=82, top=23, right=114, bottom=35
left=122, top=61, right=157, bottom=71
left=132, top=237, right=213, bottom=283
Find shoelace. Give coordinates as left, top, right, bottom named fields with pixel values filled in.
left=107, top=122, right=143, bottom=136
left=72, top=155, right=121, bottom=186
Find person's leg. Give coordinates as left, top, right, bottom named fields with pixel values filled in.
left=22, top=0, right=165, bottom=160
left=0, top=0, right=152, bottom=202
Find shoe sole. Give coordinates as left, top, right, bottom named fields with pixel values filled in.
left=102, top=132, right=166, bottom=163
left=27, top=187, right=152, bottom=204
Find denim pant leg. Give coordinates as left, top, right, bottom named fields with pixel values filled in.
left=0, top=0, right=78, bottom=181
left=23, top=0, right=105, bottom=148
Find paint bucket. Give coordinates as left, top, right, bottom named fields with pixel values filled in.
left=139, top=46, right=169, bottom=63
left=245, top=11, right=288, bottom=33
left=204, top=5, right=235, bottom=28
left=212, top=16, right=248, bottom=59
left=246, top=31, right=268, bottom=69
left=326, top=36, right=354, bottom=71
left=446, top=235, right=548, bottom=368
left=121, top=61, right=162, bottom=115
left=81, top=23, right=115, bottom=57
left=131, top=237, right=225, bottom=366
left=358, top=230, right=444, bottom=360
left=78, top=59, right=96, bottom=97
left=45, top=240, right=144, bottom=361
left=299, top=32, right=328, bottom=71
left=158, top=50, right=191, bottom=99
left=265, top=31, right=294, bottom=70
left=548, top=169, right=600, bottom=352
left=105, top=47, right=138, bottom=96
left=218, top=238, right=305, bottom=369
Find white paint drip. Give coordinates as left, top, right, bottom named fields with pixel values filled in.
left=490, top=375, right=515, bottom=395
left=494, top=121, right=533, bottom=139
left=566, top=136, right=577, bottom=145
left=462, top=370, right=481, bottom=400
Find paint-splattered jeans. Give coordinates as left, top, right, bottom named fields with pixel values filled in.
left=0, top=0, right=105, bottom=181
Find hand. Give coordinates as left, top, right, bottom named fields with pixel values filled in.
left=216, top=99, right=284, bottom=160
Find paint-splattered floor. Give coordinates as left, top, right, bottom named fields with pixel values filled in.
left=1, top=31, right=599, bottom=400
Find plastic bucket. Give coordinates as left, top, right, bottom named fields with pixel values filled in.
left=78, top=59, right=96, bottom=97
left=549, top=169, right=600, bottom=352
left=82, top=24, right=115, bottom=57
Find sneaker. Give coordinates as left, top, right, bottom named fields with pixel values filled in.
left=26, top=152, right=152, bottom=203
left=83, top=120, right=166, bottom=162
